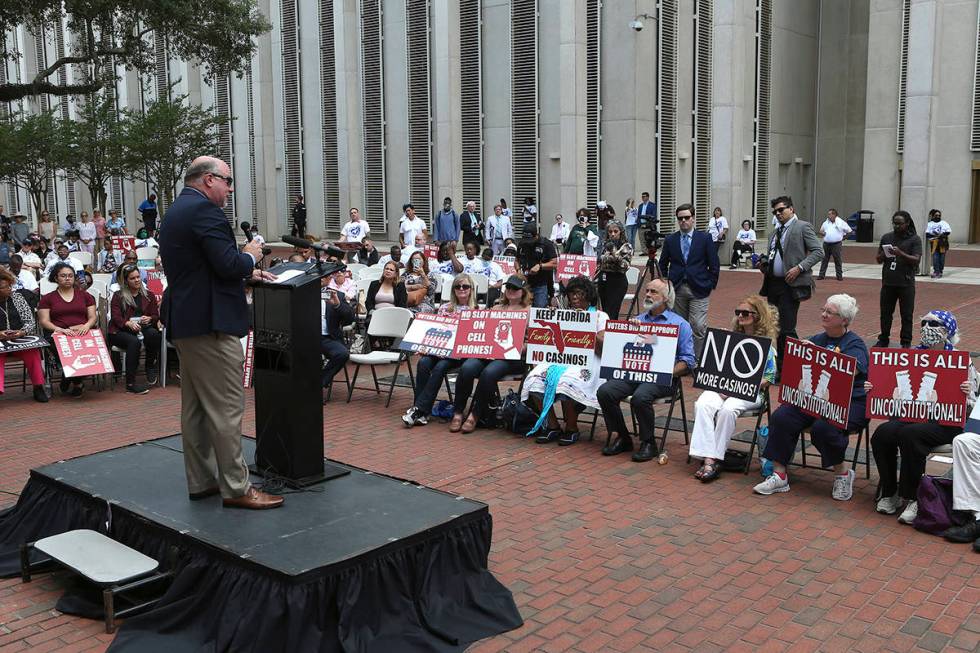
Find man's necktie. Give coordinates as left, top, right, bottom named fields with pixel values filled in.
left=681, top=234, right=690, bottom=262
left=773, top=226, right=785, bottom=259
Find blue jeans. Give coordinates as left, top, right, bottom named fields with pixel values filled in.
left=320, top=337, right=349, bottom=387
left=932, top=251, right=945, bottom=274
left=413, top=355, right=462, bottom=414
left=626, top=224, right=639, bottom=250
left=531, top=284, right=550, bottom=308
left=453, top=358, right=526, bottom=418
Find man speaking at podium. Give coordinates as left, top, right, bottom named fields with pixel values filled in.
left=160, top=156, right=283, bottom=510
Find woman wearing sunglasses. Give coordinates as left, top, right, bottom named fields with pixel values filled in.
left=402, top=273, right=477, bottom=427
left=689, top=295, right=778, bottom=482
left=868, top=310, right=979, bottom=523
left=108, top=264, right=162, bottom=394
left=448, top=275, right=532, bottom=433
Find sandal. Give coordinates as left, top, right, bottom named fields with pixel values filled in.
left=699, top=460, right=722, bottom=482
left=694, top=464, right=707, bottom=480
left=449, top=414, right=464, bottom=432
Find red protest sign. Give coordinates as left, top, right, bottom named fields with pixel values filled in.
left=493, top=255, right=516, bottom=275
left=556, top=254, right=597, bottom=281
left=777, top=337, right=856, bottom=429
left=866, top=348, right=970, bottom=427
left=454, top=309, right=529, bottom=360
left=111, top=235, right=136, bottom=253
left=423, top=244, right=440, bottom=260
left=53, top=329, right=114, bottom=378
left=146, top=269, right=166, bottom=304
left=242, top=330, right=255, bottom=388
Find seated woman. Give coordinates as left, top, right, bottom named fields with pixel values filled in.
left=730, top=219, right=757, bottom=269
left=37, top=262, right=97, bottom=397
left=107, top=264, right=162, bottom=394
left=432, top=241, right=463, bottom=276
left=449, top=274, right=532, bottom=433
left=366, top=261, right=407, bottom=313
left=402, top=273, right=477, bottom=427
left=325, top=267, right=356, bottom=306
left=690, top=295, right=778, bottom=482
left=754, top=293, right=868, bottom=501
left=870, top=310, right=979, bottom=523
left=403, top=250, right=437, bottom=315
left=942, top=432, right=980, bottom=549
left=0, top=269, right=48, bottom=402
left=97, top=235, right=122, bottom=273
left=522, top=275, right=608, bottom=446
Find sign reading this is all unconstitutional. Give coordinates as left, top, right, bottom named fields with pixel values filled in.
left=866, top=348, right=969, bottom=427
left=778, top=337, right=857, bottom=430
left=693, top=328, right=771, bottom=402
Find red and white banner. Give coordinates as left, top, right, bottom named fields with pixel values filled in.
left=556, top=254, right=597, bottom=281
left=866, top=348, right=970, bottom=427
left=453, top=310, right=529, bottom=360
left=241, top=330, right=255, bottom=388
left=778, top=337, right=857, bottom=430
left=600, top=321, right=678, bottom=385
left=111, top=235, right=136, bottom=253
left=422, top=244, right=440, bottom=260
left=146, top=270, right=166, bottom=304
left=399, top=313, right=460, bottom=358
left=493, top=255, right=516, bottom=275
left=525, top=307, right=597, bottom=368
left=53, top=329, right=114, bottom=378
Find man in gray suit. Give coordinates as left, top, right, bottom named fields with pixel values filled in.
left=761, top=196, right=824, bottom=373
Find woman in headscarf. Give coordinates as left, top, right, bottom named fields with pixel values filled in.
left=596, top=220, right=632, bottom=320
left=868, top=310, right=979, bottom=524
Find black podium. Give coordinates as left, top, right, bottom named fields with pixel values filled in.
left=250, top=261, right=349, bottom=486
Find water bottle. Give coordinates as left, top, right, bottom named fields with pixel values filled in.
left=757, top=425, right=773, bottom=477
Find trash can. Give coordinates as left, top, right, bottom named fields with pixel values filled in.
left=846, top=212, right=860, bottom=240
left=855, top=210, right=875, bottom=243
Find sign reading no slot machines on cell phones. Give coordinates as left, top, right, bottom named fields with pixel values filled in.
left=556, top=255, right=597, bottom=281
left=866, top=348, right=970, bottom=427
left=399, top=313, right=460, bottom=358
left=453, top=310, right=529, bottom=360
left=53, top=329, right=115, bottom=378
left=778, top=337, right=857, bottom=430
left=600, top=321, right=678, bottom=385
left=525, top=307, right=597, bottom=368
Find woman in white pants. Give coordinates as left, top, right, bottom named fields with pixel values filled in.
left=689, top=294, right=779, bottom=482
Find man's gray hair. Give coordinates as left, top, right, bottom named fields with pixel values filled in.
left=827, top=293, right=859, bottom=325
left=184, top=158, right=222, bottom=185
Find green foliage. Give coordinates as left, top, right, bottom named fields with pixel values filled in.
left=119, top=91, right=229, bottom=213
left=0, top=0, right=270, bottom=102
left=62, top=94, right=128, bottom=213
left=0, top=110, right=72, bottom=215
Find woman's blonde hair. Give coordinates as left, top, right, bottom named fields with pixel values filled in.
left=494, top=274, right=532, bottom=308
left=730, top=294, right=779, bottom=341
left=448, top=273, right=477, bottom=310
left=117, top=264, right=149, bottom=311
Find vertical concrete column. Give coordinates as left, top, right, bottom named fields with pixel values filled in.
left=559, top=0, right=587, bottom=215
left=431, top=0, right=463, bottom=207
left=710, top=0, right=747, bottom=230
left=335, top=0, right=365, bottom=230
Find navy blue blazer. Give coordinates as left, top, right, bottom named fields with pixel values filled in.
left=159, top=187, right=256, bottom=339
left=658, top=229, right=720, bottom=299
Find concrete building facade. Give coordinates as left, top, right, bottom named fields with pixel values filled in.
left=3, top=0, right=980, bottom=252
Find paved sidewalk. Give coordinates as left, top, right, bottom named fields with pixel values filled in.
left=2, top=274, right=980, bottom=652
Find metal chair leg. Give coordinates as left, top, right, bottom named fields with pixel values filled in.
left=346, top=364, right=361, bottom=402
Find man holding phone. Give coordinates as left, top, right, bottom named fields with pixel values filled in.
left=875, top=210, right=922, bottom=349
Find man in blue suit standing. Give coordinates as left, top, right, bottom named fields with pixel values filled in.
left=160, top=156, right=283, bottom=510
left=658, top=203, right=719, bottom=357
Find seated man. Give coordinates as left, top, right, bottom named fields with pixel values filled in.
left=598, top=279, right=696, bottom=463
left=320, top=284, right=354, bottom=394
left=400, top=233, right=427, bottom=265
left=943, top=432, right=980, bottom=551
left=9, top=254, right=38, bottom=294
left=42, top=243, right=84, bottom=277
left=358, top=238, right=380, bottom=266
left=378, top=245, right=402, bottom=269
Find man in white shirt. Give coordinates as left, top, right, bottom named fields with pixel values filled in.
left=550, top=213, right=569, bottom=247
left=399, top=204, right=427, bottom=248
left=400, top=233, right=427, bottom=264
left=16, top=238, right=42, bottom=273
left=378, top=245, right=403, bottom=269
left=43, top=243, right=84, bottom=277
left=9, top=255, right=39, bottom=293
left=340, top=207, right=370, bottom=243
left=925, top=209, right=952, bottom=278
left=817, top=208, right=852, bottom=281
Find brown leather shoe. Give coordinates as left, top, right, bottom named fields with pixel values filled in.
left=448, top=413, right=464, bottom=432
left=222, top=487, right=284, bottom=510
left=460, top=414, right=478, bottom=434
left=188, top=486, right=220, bottom=500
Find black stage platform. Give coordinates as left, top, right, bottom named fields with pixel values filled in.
left=0, top=436, right=522, bottom=652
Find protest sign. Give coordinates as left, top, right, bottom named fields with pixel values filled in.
left=493, top=255, right=516, bottom=275
left=556, top=254, right=597, bottom=281
left=599, top=320, right=678, bottom=385
left=866, top=348, right=970, bottom=427
left=146, top=270, right=166, bottom=304
left=454, top=310, right=529, bottom=360
left=423, top=244, right=440, bottom=260
left=525, top=307, right=597, bottom=367
left=778, top=337, right=857, bottom=429
left=399, top=313, right=460, bottom=357
left=693, top=328, right=772, bottom=401
left=111, top=235, right=136, bottom=253
left=53, top=329, right=114, bottom=378
left=242, top=330, right=255, bottom=388
left=0, top=334, right=49, bottom=354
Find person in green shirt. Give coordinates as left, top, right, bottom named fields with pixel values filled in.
left=564, top=208, right=599, bottom=255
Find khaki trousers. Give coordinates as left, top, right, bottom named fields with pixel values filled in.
left=174, top=332, right=250, bottom=498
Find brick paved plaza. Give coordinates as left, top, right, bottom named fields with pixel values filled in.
left=2, top=269, right=979, bottom=652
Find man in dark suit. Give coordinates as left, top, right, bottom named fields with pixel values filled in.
left=160, top=156, right=283, bottom=510
left=460, top=201, right=483, bottom=248
left=637, top=191, right=657, bottom=232
left=320, top=286, right=354, bottom=393
left=761, top=195, right=824, bottom=372
left=658, top=203, right=719, bottom=356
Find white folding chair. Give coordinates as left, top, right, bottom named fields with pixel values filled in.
left=68, top=251, right=93, bottom=268
left=39, top=279, right=57, bottom=295
left=346, top=307, right=414, bottom=407
left=359, top=266, right=383, bottom=281
left=473, top=274, right=489, bottom=305
left=621, top=266, right=641, bottom=305
left=136, top=247, right=159, bottom=262
left=346, top=263, right=366, bottom=279
left=92, top=273, right=113, bottom=288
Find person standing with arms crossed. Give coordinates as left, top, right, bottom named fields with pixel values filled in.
left=160, top=156, right=282, bottom=510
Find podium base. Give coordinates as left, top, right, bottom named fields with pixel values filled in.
left=249, top=460, right=350, bottom=488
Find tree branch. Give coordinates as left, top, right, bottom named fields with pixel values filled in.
left=0, top=79, right=105, bottom=103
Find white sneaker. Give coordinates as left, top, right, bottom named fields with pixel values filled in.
left=753, top=473, right=790, bottom=495
left=898, top=500, right=918, bottom=524
left=402, top=407, right=427, bottom=427
left=876, top=494, right=902, bottom=515
left=832, top=469, right=855, bottom=501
